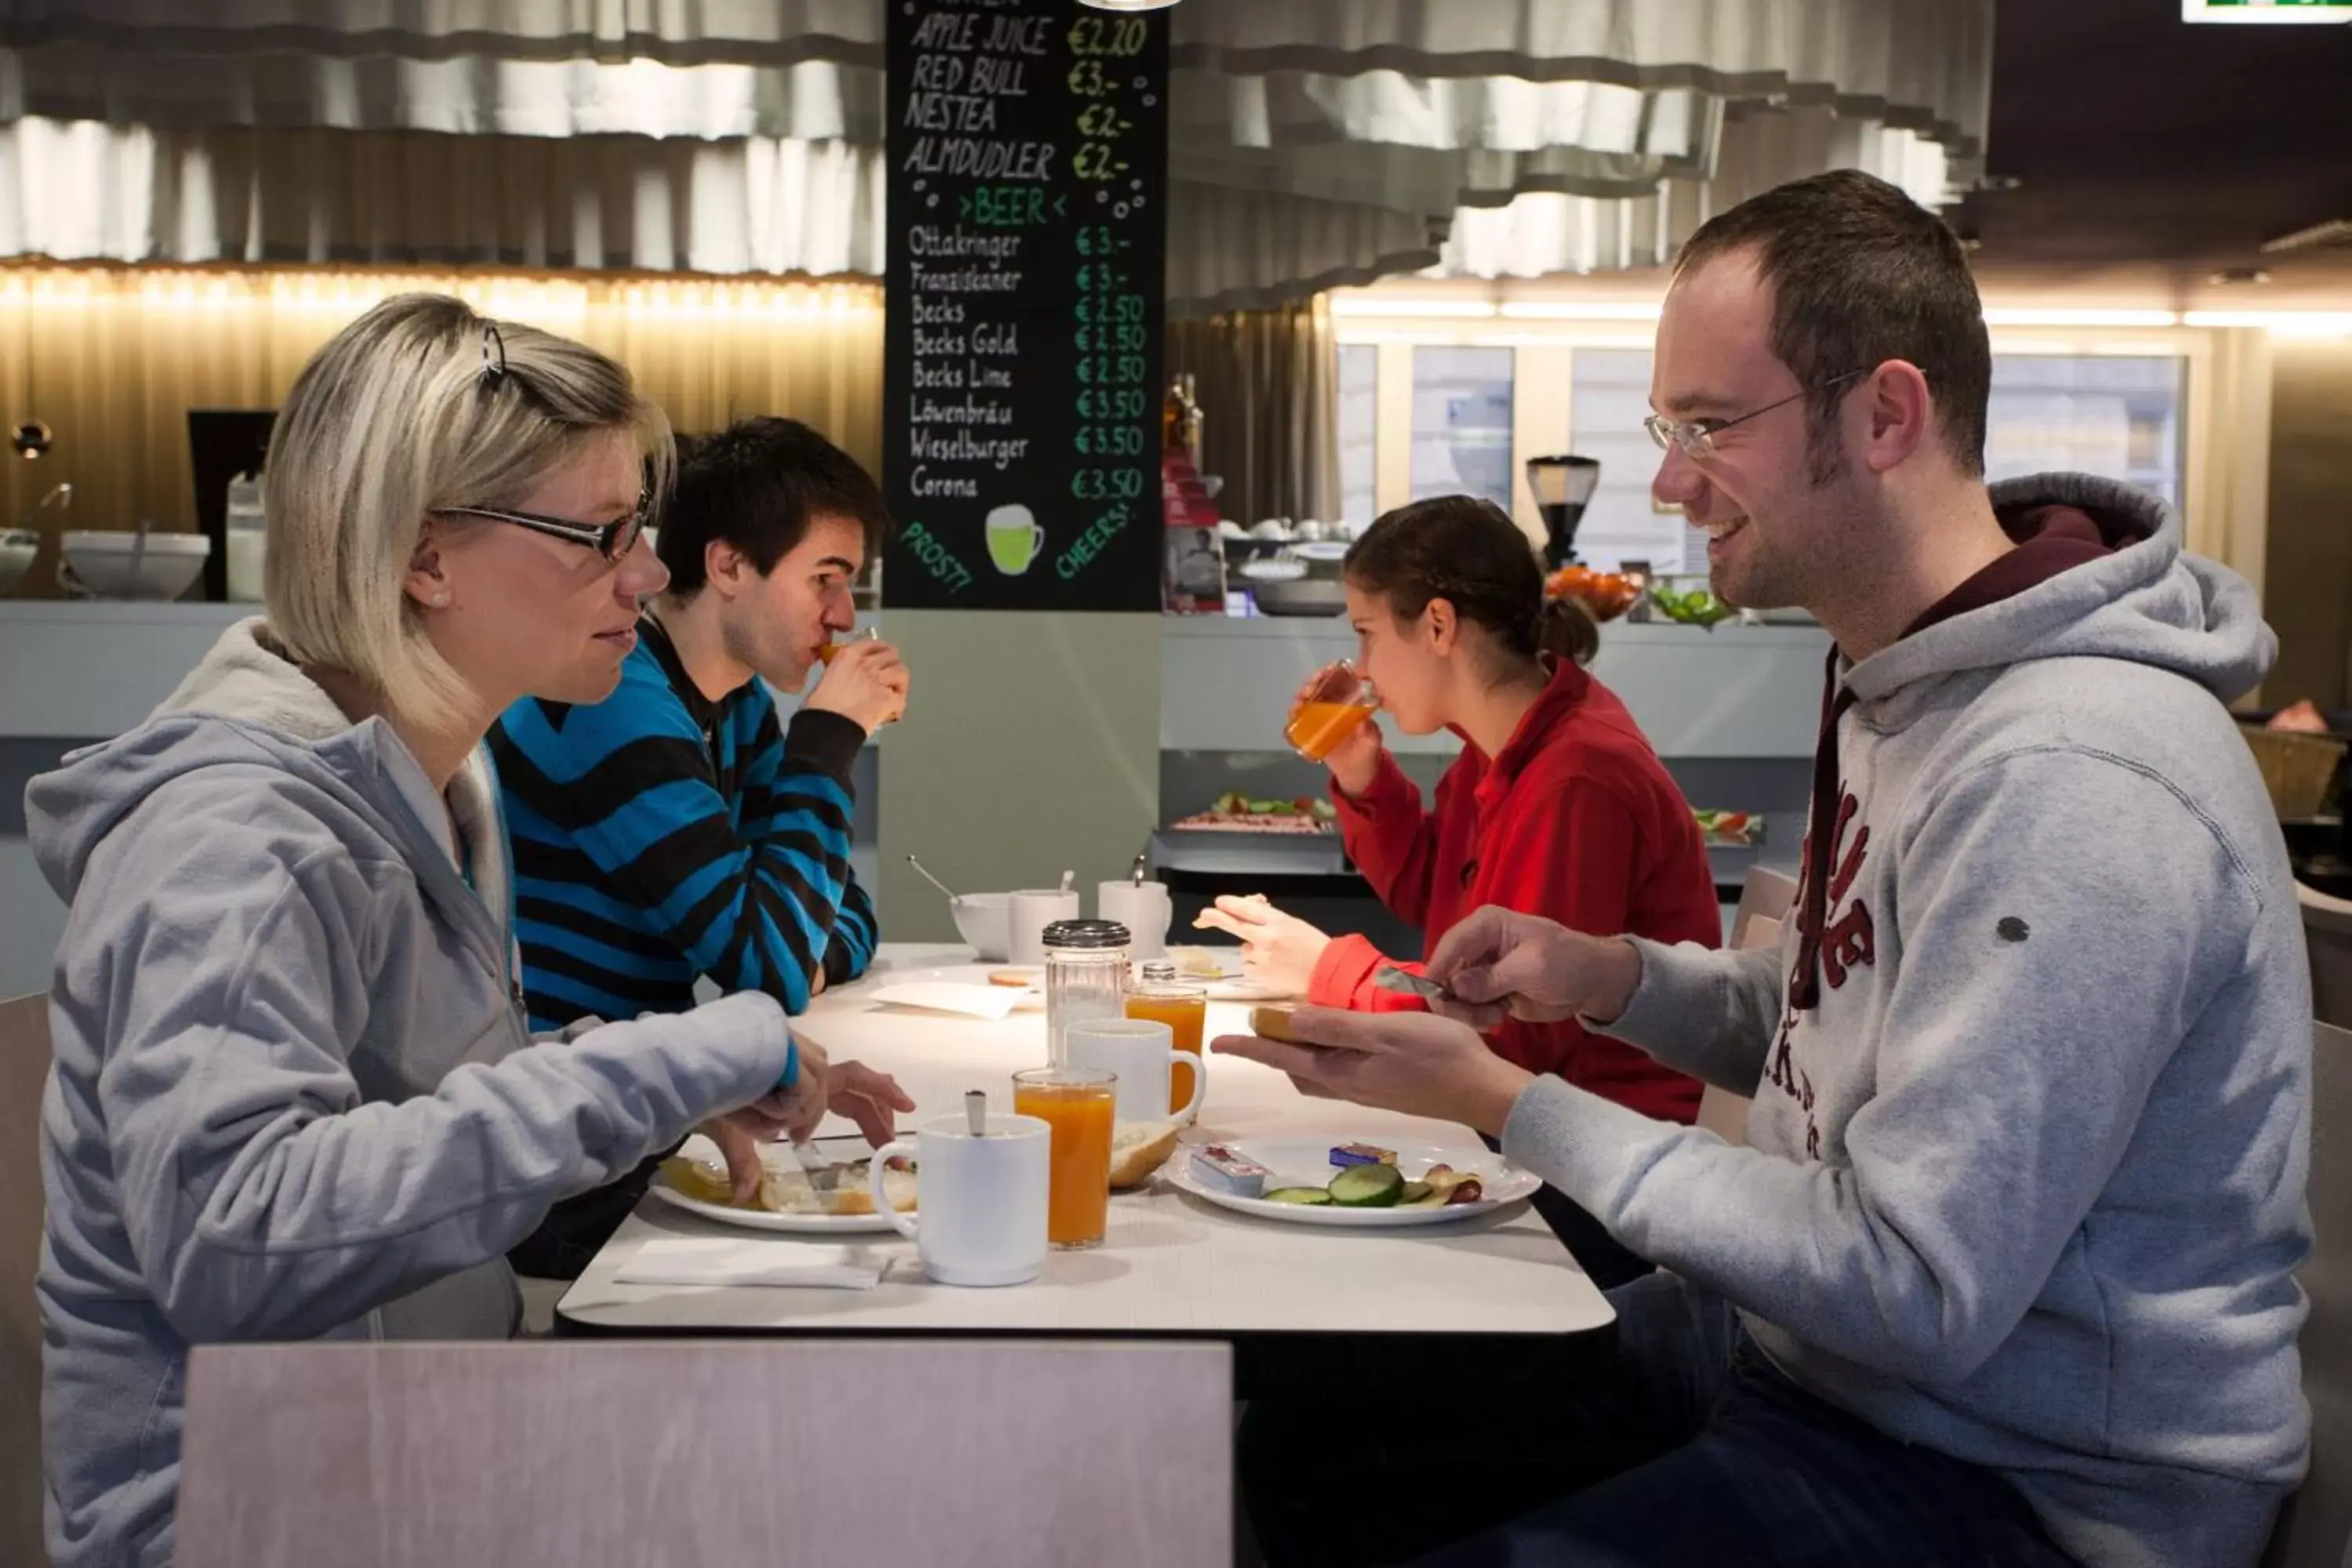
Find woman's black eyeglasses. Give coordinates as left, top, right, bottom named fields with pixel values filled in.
left=458, top=320, right=648, bottom=561
left=437, top=503, right=648, bottom=562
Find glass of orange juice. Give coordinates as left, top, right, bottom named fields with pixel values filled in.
left=1011, top=1067, right=1117, bottom=1250
left=817, top=625, right=880, bottom=665
left=1126, top=965, right=1208, bottom=1117
left=1284, top=661, right=1377, bottom=762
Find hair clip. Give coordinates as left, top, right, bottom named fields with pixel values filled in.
left=479, top=321, right=508, bottom=390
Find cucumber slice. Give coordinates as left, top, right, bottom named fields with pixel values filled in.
left=1400, top=1181, right=1433, bottom=1204
left=1328, top=1163, right=1406, bottom=1207
left=1265, top=1186, right=1335, bottom=1205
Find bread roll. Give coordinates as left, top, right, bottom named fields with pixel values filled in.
left=1107, top=1120, right=1181, bottom=1189
left=662, top=1147, right=917, bottom=1216
left=1250, top=1004, right=1301, bottom=1042
left=760, top=1159, right=917, bottom=1216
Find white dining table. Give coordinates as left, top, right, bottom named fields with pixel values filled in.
left=556, top=946, right=1614, bottom=1388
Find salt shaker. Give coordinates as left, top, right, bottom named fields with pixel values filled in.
left=1043, top=918, right=1131, bottom=1065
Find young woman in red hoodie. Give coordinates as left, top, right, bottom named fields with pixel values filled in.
left=1198, top=495, right=1720, bottom=1286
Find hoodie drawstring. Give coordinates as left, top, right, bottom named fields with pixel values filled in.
left=1791, top=648, right=1857, bottom=1013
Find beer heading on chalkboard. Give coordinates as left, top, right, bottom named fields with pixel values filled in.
left=882, top=0, right=1171, bottom=612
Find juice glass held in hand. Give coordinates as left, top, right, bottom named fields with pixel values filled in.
left=817, top=624, right=881, bottom=665
left=1011, top=1067, right=1117, bottom=1249
left=1284, top=661, right=1377, bottom=763
left=814, top=626, right=905, bottom=729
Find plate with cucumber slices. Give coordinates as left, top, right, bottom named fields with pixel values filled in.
left=1167, top=1138, right=1540, bottom=1228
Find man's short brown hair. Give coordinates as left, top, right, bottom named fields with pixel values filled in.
left=1676, top=169, right=1990, bottom=481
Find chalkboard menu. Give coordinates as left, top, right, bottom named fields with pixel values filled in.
left=881, top=0, right=1171, bottom=612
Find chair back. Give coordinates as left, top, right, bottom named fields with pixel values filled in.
left=178, top=1338, right=1233, bottom=1568
left=2263, top=1021, right=2352, bottom=1568
left=0, top=993, right=52, bottom=1566
left=1697, top=872, right=1791, bottom=1147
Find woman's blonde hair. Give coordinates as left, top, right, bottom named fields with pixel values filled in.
left=263, top=292, right=673, bottom=728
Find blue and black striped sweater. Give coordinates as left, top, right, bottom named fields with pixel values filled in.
left=488, top=615, right=877, bottom=1033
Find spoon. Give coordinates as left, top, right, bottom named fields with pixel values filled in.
left=966, top=1090, right=987, bottom=1137
left=906, top=855, right=960, bottom=902
left=1058, top=868, right=1075, bottom=895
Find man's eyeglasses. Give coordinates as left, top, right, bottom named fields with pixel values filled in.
left=1643, top=370, right=1867, bottom=460
left=437, top=503, right=649, bottom=563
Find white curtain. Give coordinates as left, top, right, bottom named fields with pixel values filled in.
left=0, top=118, right=887, bottom=275
left=0, top=0, right=1994, bottom=307
left=1438, top=105, right=1957, bottom=279
left=1, top=0, right=1990, bottom=155
left=0, top=2, right=888, bottom=67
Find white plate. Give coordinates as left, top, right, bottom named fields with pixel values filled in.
left=647, top=1135, right=908, bottom=1235
left=1166, top=946, right=1293, bottom=1001
left=1206, top=975, right=1294, bottom=1002
left=1167, top=1138, right=1538, bottom=1227
left=868, top=964, right=1044, bottom=1012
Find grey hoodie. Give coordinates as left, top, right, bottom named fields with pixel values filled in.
left=1503, top=475, right=2310, bottom=1566
left=29, top=619, right=795, bottom=1568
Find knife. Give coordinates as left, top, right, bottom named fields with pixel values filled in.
left=785, top=1135, right=840, bottom=1190
left=1372, top=965, right=1457, bottom=1004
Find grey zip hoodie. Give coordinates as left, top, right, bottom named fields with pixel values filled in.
left=29, top=619, right=796, bottom=1568
left=1502, top=475, right=2310, bottom=1566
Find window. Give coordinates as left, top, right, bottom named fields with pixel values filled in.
left=1332, top=335, right=2195, bottom=575
left=1984, top=356, right=2185, bottom=507
left=1566, top=348, right=1699, bottom=574
left=1337, top=344, right=1378, bottom=528
left=1410, top=347, right=1513, bottom=509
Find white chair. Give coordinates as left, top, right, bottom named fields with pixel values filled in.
left=2267, top=1021, right=2352, bottom=1568
left=1727, top=863, right=1799, bottom=954
left=0, top=993, right=52, bottom=1568
left=178, top=1338, right=1232, bottom=1568
left=1696, top=867, right=1795, bottom=1148
left=2303, top=882, right=2352, bottom=1032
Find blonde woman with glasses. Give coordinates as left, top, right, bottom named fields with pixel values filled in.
left=25, top=294, right=849, bottom=1568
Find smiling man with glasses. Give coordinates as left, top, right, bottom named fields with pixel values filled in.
left=1228, top=169, right=2310, bottom=1568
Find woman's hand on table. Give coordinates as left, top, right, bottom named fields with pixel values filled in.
left=825, top=1060, right=916, bottom=1149
left=1211, top=1007, right=1534, bottom=1138
left=698, top=1039, right=833, bottom=1203
left=1424, top=906, right=1642, bottom=1029
left=694, top=1044, right=913, bottom=1204
left=1192, top=894, right=1331, bottom=997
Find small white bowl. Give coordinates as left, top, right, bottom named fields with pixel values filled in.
left=0, top=530, right=38, bottom=596
left=950, top=892, right=1013, bottom=962
left=59, top=530, right=210, bottom=600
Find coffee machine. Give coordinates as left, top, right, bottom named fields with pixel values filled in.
left=1523, top=455, right=1600, bottom=569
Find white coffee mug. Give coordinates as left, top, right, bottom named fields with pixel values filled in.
left=1063, top=1018, right=1204, bottom=1125
left=1097, top=880, right=1171, bottom=961
left=869, top=1113, right=1051, bottom=1287
left=1007, top=888, right=1080, bottom=967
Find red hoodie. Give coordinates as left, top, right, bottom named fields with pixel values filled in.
left=1308, top=659, right=1717, bottom=1123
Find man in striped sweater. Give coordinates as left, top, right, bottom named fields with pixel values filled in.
left=489, top=416, right=913, bottom=1274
